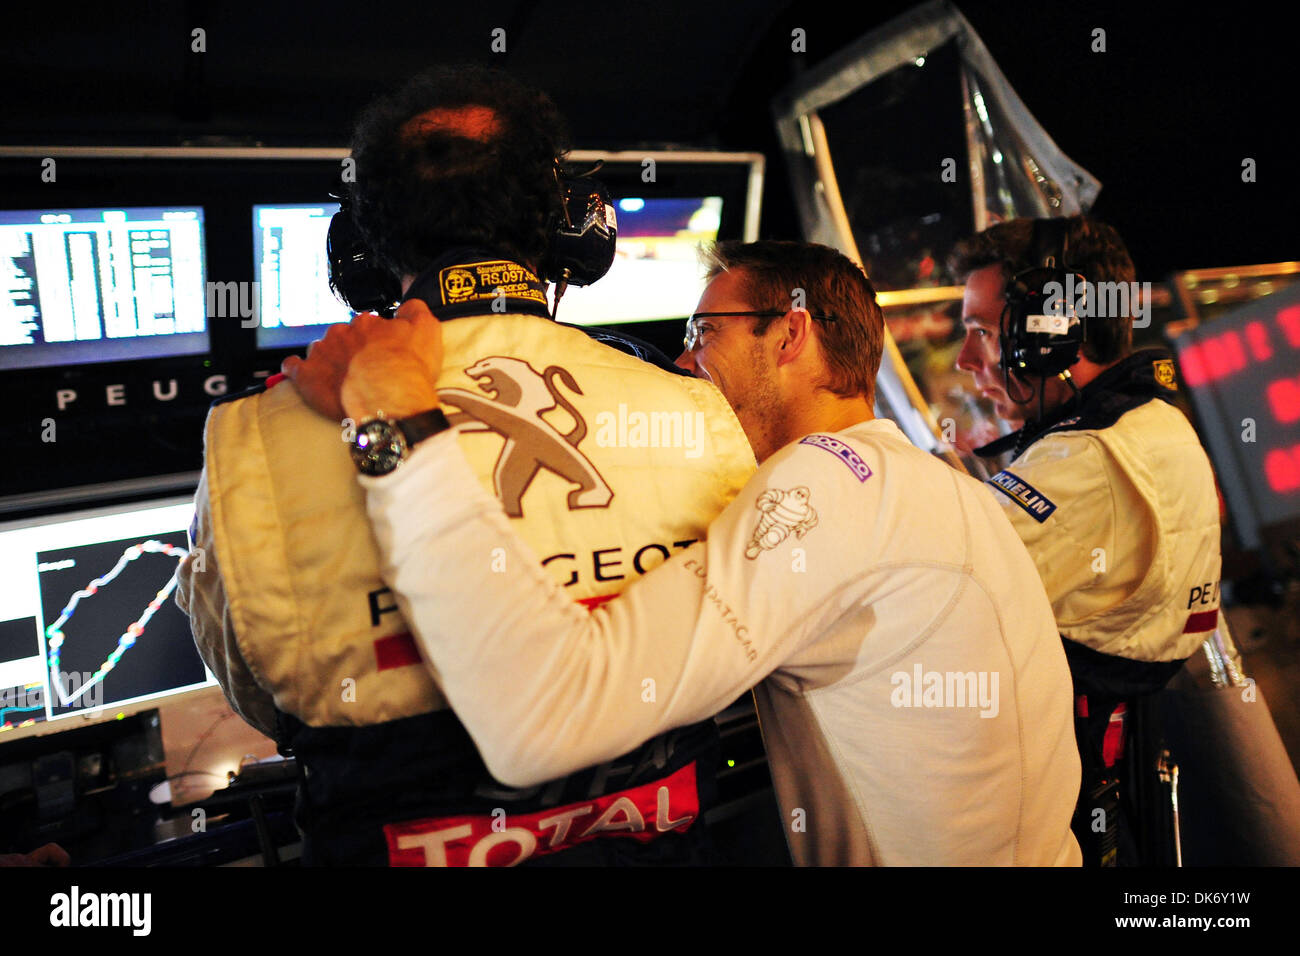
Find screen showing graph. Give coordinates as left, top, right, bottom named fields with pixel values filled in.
left=0, top=497, right=213, bottom=734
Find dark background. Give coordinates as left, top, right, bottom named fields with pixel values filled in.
left=3, top=0, right=1294, bottom=279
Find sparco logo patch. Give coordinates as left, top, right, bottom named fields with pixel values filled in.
left=745, top=486, right=818, bottom=559
left=988, top=470, right=1057, bottom=522
left=799, top=434, right=872, bottom=481
left=440, top=357, right=613, bottom=517
left=384, top=763, right=699, bottom=866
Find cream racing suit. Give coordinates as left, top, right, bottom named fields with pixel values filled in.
left=977, top=348, right=1222, bottom=864
left=362, top=416, right=1084, bottom=865
left=176, top=291, right=756, bottom=865
left=981, top=350, right=1222, bottom=672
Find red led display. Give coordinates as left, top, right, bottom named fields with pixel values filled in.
left=1179, top=330, right=1248, bottom=386
left=1268, top=374, right=1300, bottom=425
left=1279, top=304, right=1300, bottom=348
left=1178, top=297, right=1300, bottom=510
left=1265, top=444, right=1300, bottom=493
left=1179, top=304, right=1299, bottom=388
left=1246, top=320, right=1273, bottom=361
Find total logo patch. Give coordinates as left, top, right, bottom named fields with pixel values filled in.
left=987, top=470, right=1057, bottom=523
left=383, top=763, right=699, bottom=866
left=799, top=434, right=873, bottom=482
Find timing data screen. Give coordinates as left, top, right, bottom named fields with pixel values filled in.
left=0, top=207, right=208, bottom=371
left=0, top=498, right=214, bottom=734
left=253, top=203, right=352, bottom=350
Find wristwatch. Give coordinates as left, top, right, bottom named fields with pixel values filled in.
left=350, top=407, right=453, bottom=476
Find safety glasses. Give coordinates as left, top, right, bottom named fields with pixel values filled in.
left=683, top=310, right=838, bottom=351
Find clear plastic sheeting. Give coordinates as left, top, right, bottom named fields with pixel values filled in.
left=955, top=25, right=1100, bottom=229
left=772, top=0, right=1100, bottom=471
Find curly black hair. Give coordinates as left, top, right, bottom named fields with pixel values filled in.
left=348, top=65, right=571, bottom=278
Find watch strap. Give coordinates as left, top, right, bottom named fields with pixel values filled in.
left=396, top=407, right=453, bottom=447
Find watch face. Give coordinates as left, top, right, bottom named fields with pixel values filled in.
left=352, top=419, right=407, bottom=476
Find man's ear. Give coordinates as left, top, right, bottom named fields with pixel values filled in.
left=775, top=309, right=816, bottom=368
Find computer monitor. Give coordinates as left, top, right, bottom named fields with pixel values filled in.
left=252, top=203, right=352, bottom=350
left=0, top=495, right=214, bottom=737
left=0, top=206, right=208, bottom=371
left=554, top=196, right=723, bottom=326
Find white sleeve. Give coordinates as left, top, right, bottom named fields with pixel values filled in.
left=361, top=430, right=839, bottom=788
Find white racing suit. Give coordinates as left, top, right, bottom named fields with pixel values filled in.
left=176, top=307, right=756, bottom=866
left=977, top=348, right=1223, bottom=864
left=362, top=416, right=1084, bottom=865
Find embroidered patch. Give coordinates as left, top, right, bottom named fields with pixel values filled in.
left=987, top=470, right=1057, bottom=523
left=438, top=259, right=548, bottom=308
left=799, top=434, right=872, bottom=482
left=745, top=486, right=819, bottom=559
left=439, top=357, right=612, bottom=517
left=1153, top=358, right=1178, bottom=390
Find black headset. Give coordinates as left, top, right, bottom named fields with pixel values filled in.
left=326, top=186, right=403, bottom=317
left=326, top=161, right=617, bottom=319
left=540, top=163, right=618, bottom=294
left=999, top=217, right=1088, bottom=408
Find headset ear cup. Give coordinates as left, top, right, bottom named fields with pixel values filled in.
left=1001, top=266, right=1084, bottom=379
left=999, top=295, right=1033, bottom=404
left=999, top=300, right=1017, bottom=377
left=1001, top=278, right=1034, bottom=378
left=541, top=175, right=617, bottom=287
left=326, top=203, right=402, bottom=317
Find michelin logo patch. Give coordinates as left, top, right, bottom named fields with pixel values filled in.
left=799, top=434, right=872, bottom=482
left=746, top=486, right=818, bottom=558
left=988, top=470, right=1057, bottom=523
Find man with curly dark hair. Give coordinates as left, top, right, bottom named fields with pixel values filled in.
left=176, top=65, right=758, bottom=866
left=347, top=67, right=569, bottom=279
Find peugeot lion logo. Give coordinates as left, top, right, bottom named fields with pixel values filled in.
left=439, top=356, right=613, bottom=517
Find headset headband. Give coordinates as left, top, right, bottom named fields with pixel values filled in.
left=1031, top=217, right=1070, bottom=272
left=999, top=217, right=1088, bottom=398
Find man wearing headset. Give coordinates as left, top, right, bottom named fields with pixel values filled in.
left=175, top=65, right=757, bottom=866
left=949, top=216, right=1223, bottom=864
left=288, top=239, right=1085, bottom=866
